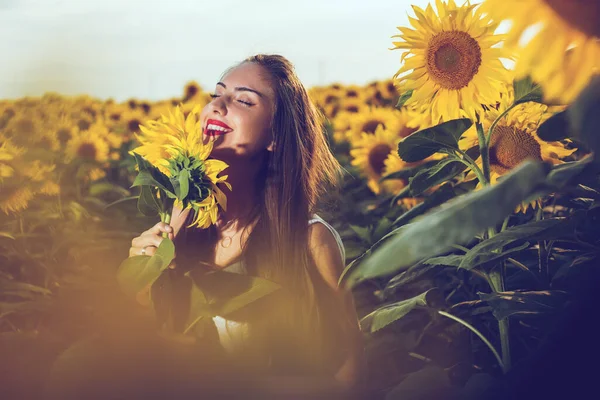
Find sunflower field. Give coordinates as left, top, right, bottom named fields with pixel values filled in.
left=1, top=0, right=600, bottom=398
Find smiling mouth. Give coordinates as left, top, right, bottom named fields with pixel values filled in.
left=204, top=120, right=233, bottom=137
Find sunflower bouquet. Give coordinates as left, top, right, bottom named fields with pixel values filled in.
left=130, top=104, right=231, bottom=230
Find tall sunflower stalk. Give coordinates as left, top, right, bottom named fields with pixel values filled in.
left=388, top=0, right=577, bottom=374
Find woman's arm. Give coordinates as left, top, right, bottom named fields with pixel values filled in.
left=307, top=222, right=367, bottom=393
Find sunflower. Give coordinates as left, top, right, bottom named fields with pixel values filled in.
left=460, top=93, right=576, bottom=212
left=0, top=186, right=34, bottom=214
left=183, top=80, right=202, bottom=102
left=350, top=125, right=401, bottom=194
left=391, top=0, right=510, bottom=123
left=120, top=109, right=146, bottom=138
left=65, top=130, right=110, bottom=163
left=131, top=105, right=231, bottom=229
left=2, top=112, right=42, bottom=147
left=309, top=86, right=344, bottom=119
left=331, top=111, right=354, bottom=144
left=481, top=0, right=600, bottom=103
left=52, top=116, right=78, bottom=147
left=0, top=139, right=21, bottom=180
left=346, top=107, right=404, bottom=143
left=382, top=152, right=422, bottom=209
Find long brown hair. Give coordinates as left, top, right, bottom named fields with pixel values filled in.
left=179, top=54, right=345, bottom=374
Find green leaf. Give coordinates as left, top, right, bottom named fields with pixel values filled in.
left=137, top=186, right=161, bottom=216
left=398, top=119, right=472, bottom=162
left=178, top=169, right=190, bottom=200
left=89, top=182, right=130, bottom=197
left=537, top=110, right=569, bottom=141
left=103, top=196, right=139, bottom=211
left=341, top=160, right=549, bottom=288
left=395, top=89, right=413, bottom=108
left=379, top=159, right=439, bottom=182
left=423, top=254, right=464, bottom=267
left=116, top=238, right=175, bottom=297
left=360, top=289, right=433, bottom=333
left=189, top=269, right=281, bottom=316
left=459, top=216, right=582, bottom=270
left=478, top=290, right=569, bottom=320
left=546, top=156, right=595, bottom=189
left=383, top=263, right=444, bottom=298
left=407, top=155, right=468, bottom=196
left=459, top=242, right=530, bottom=271
left=567, top=75, right=600, bottom=156
left=181, top=269, right=281, bottom=333
left=132, top=170, right=173, bottom=195
left=392, top=181, right=472, bottom=226
left=513, top=76, right=543, bottom=105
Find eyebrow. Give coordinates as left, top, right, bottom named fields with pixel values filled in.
left=216, top=82, right=265, bottom=98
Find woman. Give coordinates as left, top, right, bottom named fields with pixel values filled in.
left=129, top=54, right=365, bottom=396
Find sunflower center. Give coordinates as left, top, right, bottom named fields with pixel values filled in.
left=77, top=119, right=91, bottom=131
left=489, top=125, right=542, bottom=174
left=324, top=95, right=338, bottom=105
left=128, top=119, right=141, bottom=133
left=77, top=143, right=97, bottom=160
left=426, top=31, right=482, bottom=90
left=368, top=144, right=392, bottom=175
left=57, top=128, right=72, bottom=144
left=544, top=0, right=600, bottom=38
left=362, top=120, right=385, bottom=134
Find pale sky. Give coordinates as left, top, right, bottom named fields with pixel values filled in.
left=0, top=0, right=430, bottom=101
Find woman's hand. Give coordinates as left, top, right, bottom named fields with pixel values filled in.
left=129, top=206, right=190, bottom=306
left=129, top=221, right=174, bottom=259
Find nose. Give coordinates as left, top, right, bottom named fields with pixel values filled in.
left=210, top=95, right=227, bottom=116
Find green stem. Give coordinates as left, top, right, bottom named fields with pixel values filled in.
left=182, top=315, right=204, bottom=335
left=500, top=216, right=510, bottom=232
left=487, top=104, right=516, bottom=147
left=476, top=122, right=491, bottom=185
left=535, top=206, right=549, bottom=285
left=438, top=310, right=505, bottom=372
left=489, top=268, right=511, bottom=373
left=160, top=212, right=172, bottom=239
left=456, top=157, right=486, bottom=187
left=507, top=257, right=541, bottom=286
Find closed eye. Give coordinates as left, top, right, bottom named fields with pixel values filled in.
left=209, top=93, right=254, bottom=107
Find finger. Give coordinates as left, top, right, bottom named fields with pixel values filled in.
left=168, top=260, right=177, bottom=269
left=140, top=246, right=157, bottom=256
left=141, top=233, right=165, bottom=248
left=147, top=222, right=173, bottom=236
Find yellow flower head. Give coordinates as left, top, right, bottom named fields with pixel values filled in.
left=65, top=130, right=110, bottom=163
left=131, top=105, right=231, bottom=229
left=346, top=106, right=406, bottom=143
left=461, top=90, right=577, bottom=212
left=480, top=0, right=600, bottom=103
left=391, top=0, right=511, bottom=123
left=350, top=125, right=400, bottom=195
left=0, top=186, right=34, bottom=214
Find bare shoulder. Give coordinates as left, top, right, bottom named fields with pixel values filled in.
left=308, top=222, right=345, bottom=290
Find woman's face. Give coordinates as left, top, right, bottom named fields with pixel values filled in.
left=200, top=62, right=276, bottom=159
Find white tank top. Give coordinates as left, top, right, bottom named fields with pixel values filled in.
left=212, top=213, right=345, bottom=354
